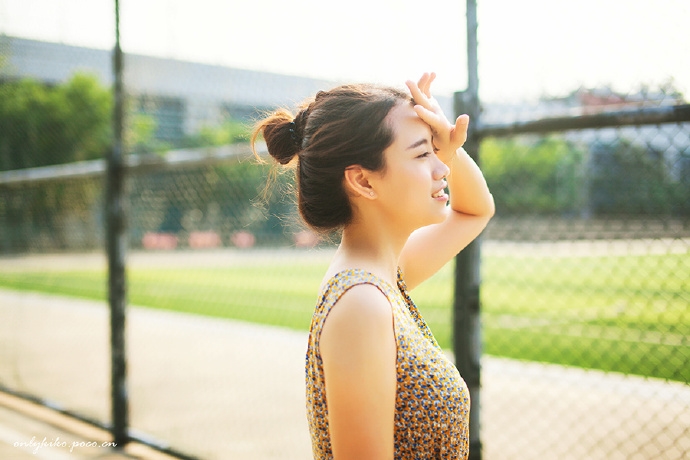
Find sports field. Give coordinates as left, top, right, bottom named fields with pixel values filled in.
left=0, top=240, right=688, bottom=382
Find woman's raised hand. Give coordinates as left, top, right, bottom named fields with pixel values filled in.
left=406, top=73, right=470, bottom=164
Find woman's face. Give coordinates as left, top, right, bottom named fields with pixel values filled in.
left=370, top=102, right=450, bottom=232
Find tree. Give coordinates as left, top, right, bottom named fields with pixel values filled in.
left=0, top=73, right=112, bottom=171
left=180, top=119, right=250, bottom=149
left=480, top=136, right=585, bottom=215
left=588, top=139, right=679, bottom=216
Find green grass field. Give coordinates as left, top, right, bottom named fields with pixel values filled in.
left=0, top=250, right=688, bottom=382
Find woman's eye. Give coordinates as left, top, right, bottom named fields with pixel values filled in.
left=417, top=152, right=431, bottom=158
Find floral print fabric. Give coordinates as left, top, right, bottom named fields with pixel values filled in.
left=305, top=268, right=470, bottom=459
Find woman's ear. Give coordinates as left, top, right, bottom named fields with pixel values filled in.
left=343, top=166, right=376, bottom=199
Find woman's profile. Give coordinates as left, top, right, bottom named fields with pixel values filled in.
left=252, top=73, right=494, bottom=460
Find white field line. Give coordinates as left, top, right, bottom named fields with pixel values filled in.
left=487, top=314, right=688, bottom=346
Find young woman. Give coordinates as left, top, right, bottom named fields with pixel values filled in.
left=252, top=73, right=494, bottom=460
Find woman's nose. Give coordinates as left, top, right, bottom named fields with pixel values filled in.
left=433, top=156, right=450, bottom=180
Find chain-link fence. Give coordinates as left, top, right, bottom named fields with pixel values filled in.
left=474, top=114, right=690, bottom=460
left=1, top=1, right=689, bottom=459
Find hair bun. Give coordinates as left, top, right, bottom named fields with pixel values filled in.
left=255, top=109, right=301, bottom=166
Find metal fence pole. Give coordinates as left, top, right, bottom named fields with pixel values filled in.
left=453, top=0, right=482, bottom=459
left=107, top=0, right=129, bottom=447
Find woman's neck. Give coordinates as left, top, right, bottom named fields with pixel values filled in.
left=327, top=218, right=409, bottom=287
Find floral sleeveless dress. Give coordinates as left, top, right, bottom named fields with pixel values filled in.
left=305, top=268, right=470, bottom=459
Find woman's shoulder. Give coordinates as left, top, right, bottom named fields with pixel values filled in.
left=317, top=268, right=397, bottom=327
left=319, top=281, right=395, bottom=358
left=329, top=282, right=392, bottom=321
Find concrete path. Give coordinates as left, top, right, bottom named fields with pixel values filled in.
left=0, top=392, right=175, bottom=460
left=1, top=289, right=688, bottom=459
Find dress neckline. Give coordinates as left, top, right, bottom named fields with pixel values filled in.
left=322, top=267, right=402, bottom=294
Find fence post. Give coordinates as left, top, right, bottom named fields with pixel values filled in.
left=107, top=0, right=129, bottom=447
left=453, top=0, right=482, bottom=459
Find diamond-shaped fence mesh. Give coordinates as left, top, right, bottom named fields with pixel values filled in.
left=474, top=90, right=689, bottom=459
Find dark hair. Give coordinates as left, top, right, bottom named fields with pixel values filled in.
left=251, top=84, right=409, bottom=232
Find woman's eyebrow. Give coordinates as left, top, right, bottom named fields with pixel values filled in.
left=407, top=138, right=430, bottom=150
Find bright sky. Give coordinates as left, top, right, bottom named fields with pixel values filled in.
left=1, top=0, right=688, bottom=102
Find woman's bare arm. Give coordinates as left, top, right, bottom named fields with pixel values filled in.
left=400, top=146, right=494, bottom=290
left=319, top=284, right=397, bottom=459
left=400, top=74, right=494, bottom=289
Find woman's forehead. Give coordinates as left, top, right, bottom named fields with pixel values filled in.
left=388, top=103, right=432, bottom=140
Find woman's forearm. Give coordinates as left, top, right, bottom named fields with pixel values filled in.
left=446, top=147, right=495, bottom=217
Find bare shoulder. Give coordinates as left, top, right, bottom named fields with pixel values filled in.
left=320, top=283, right=394, bottom=355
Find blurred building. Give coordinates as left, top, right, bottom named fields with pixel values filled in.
left=0, top=35, right=336, bottom=147
left=0, top=35, right=457, bottom=149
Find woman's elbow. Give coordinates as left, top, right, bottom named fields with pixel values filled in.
left=485, top=193, right=496, bottom=219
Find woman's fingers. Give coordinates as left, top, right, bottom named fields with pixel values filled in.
left=407, top=73, right=438, bottom=109
left=413, top=105, right=444, bottom=133
left=406, top=80, right=428, bottom=108
left=417, top=72, right=435, bottom=98
left=455, top=114, right=470, bottom=132
left=449, top=115, right=470, bottom=147
left=417, top=107, right=470, bottom=149
left=409, top=74, right=470, bottom=151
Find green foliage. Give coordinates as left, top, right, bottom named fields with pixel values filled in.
left=481, top=135, right=687, bottom=217
left=0, top=75, right=111, bottom=249
left=480, top=137, right=584, bottom=215
left=126, top=112, right=170, bottom=154
left=0, top=73, right=112, bottom=171
left=588, top=139, right=682, bottom=216
left=0, top=73, right=256, bottom=168
left=126, top=112, right=252, bottom=155
left=212, top=159, right=295, bottom=241
left=126, top=158, right=298, bottom=246
left=181, top=119, right=251, bottom=149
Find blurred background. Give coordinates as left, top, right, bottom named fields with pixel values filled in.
left=0, top=0, right=688, bottom=459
